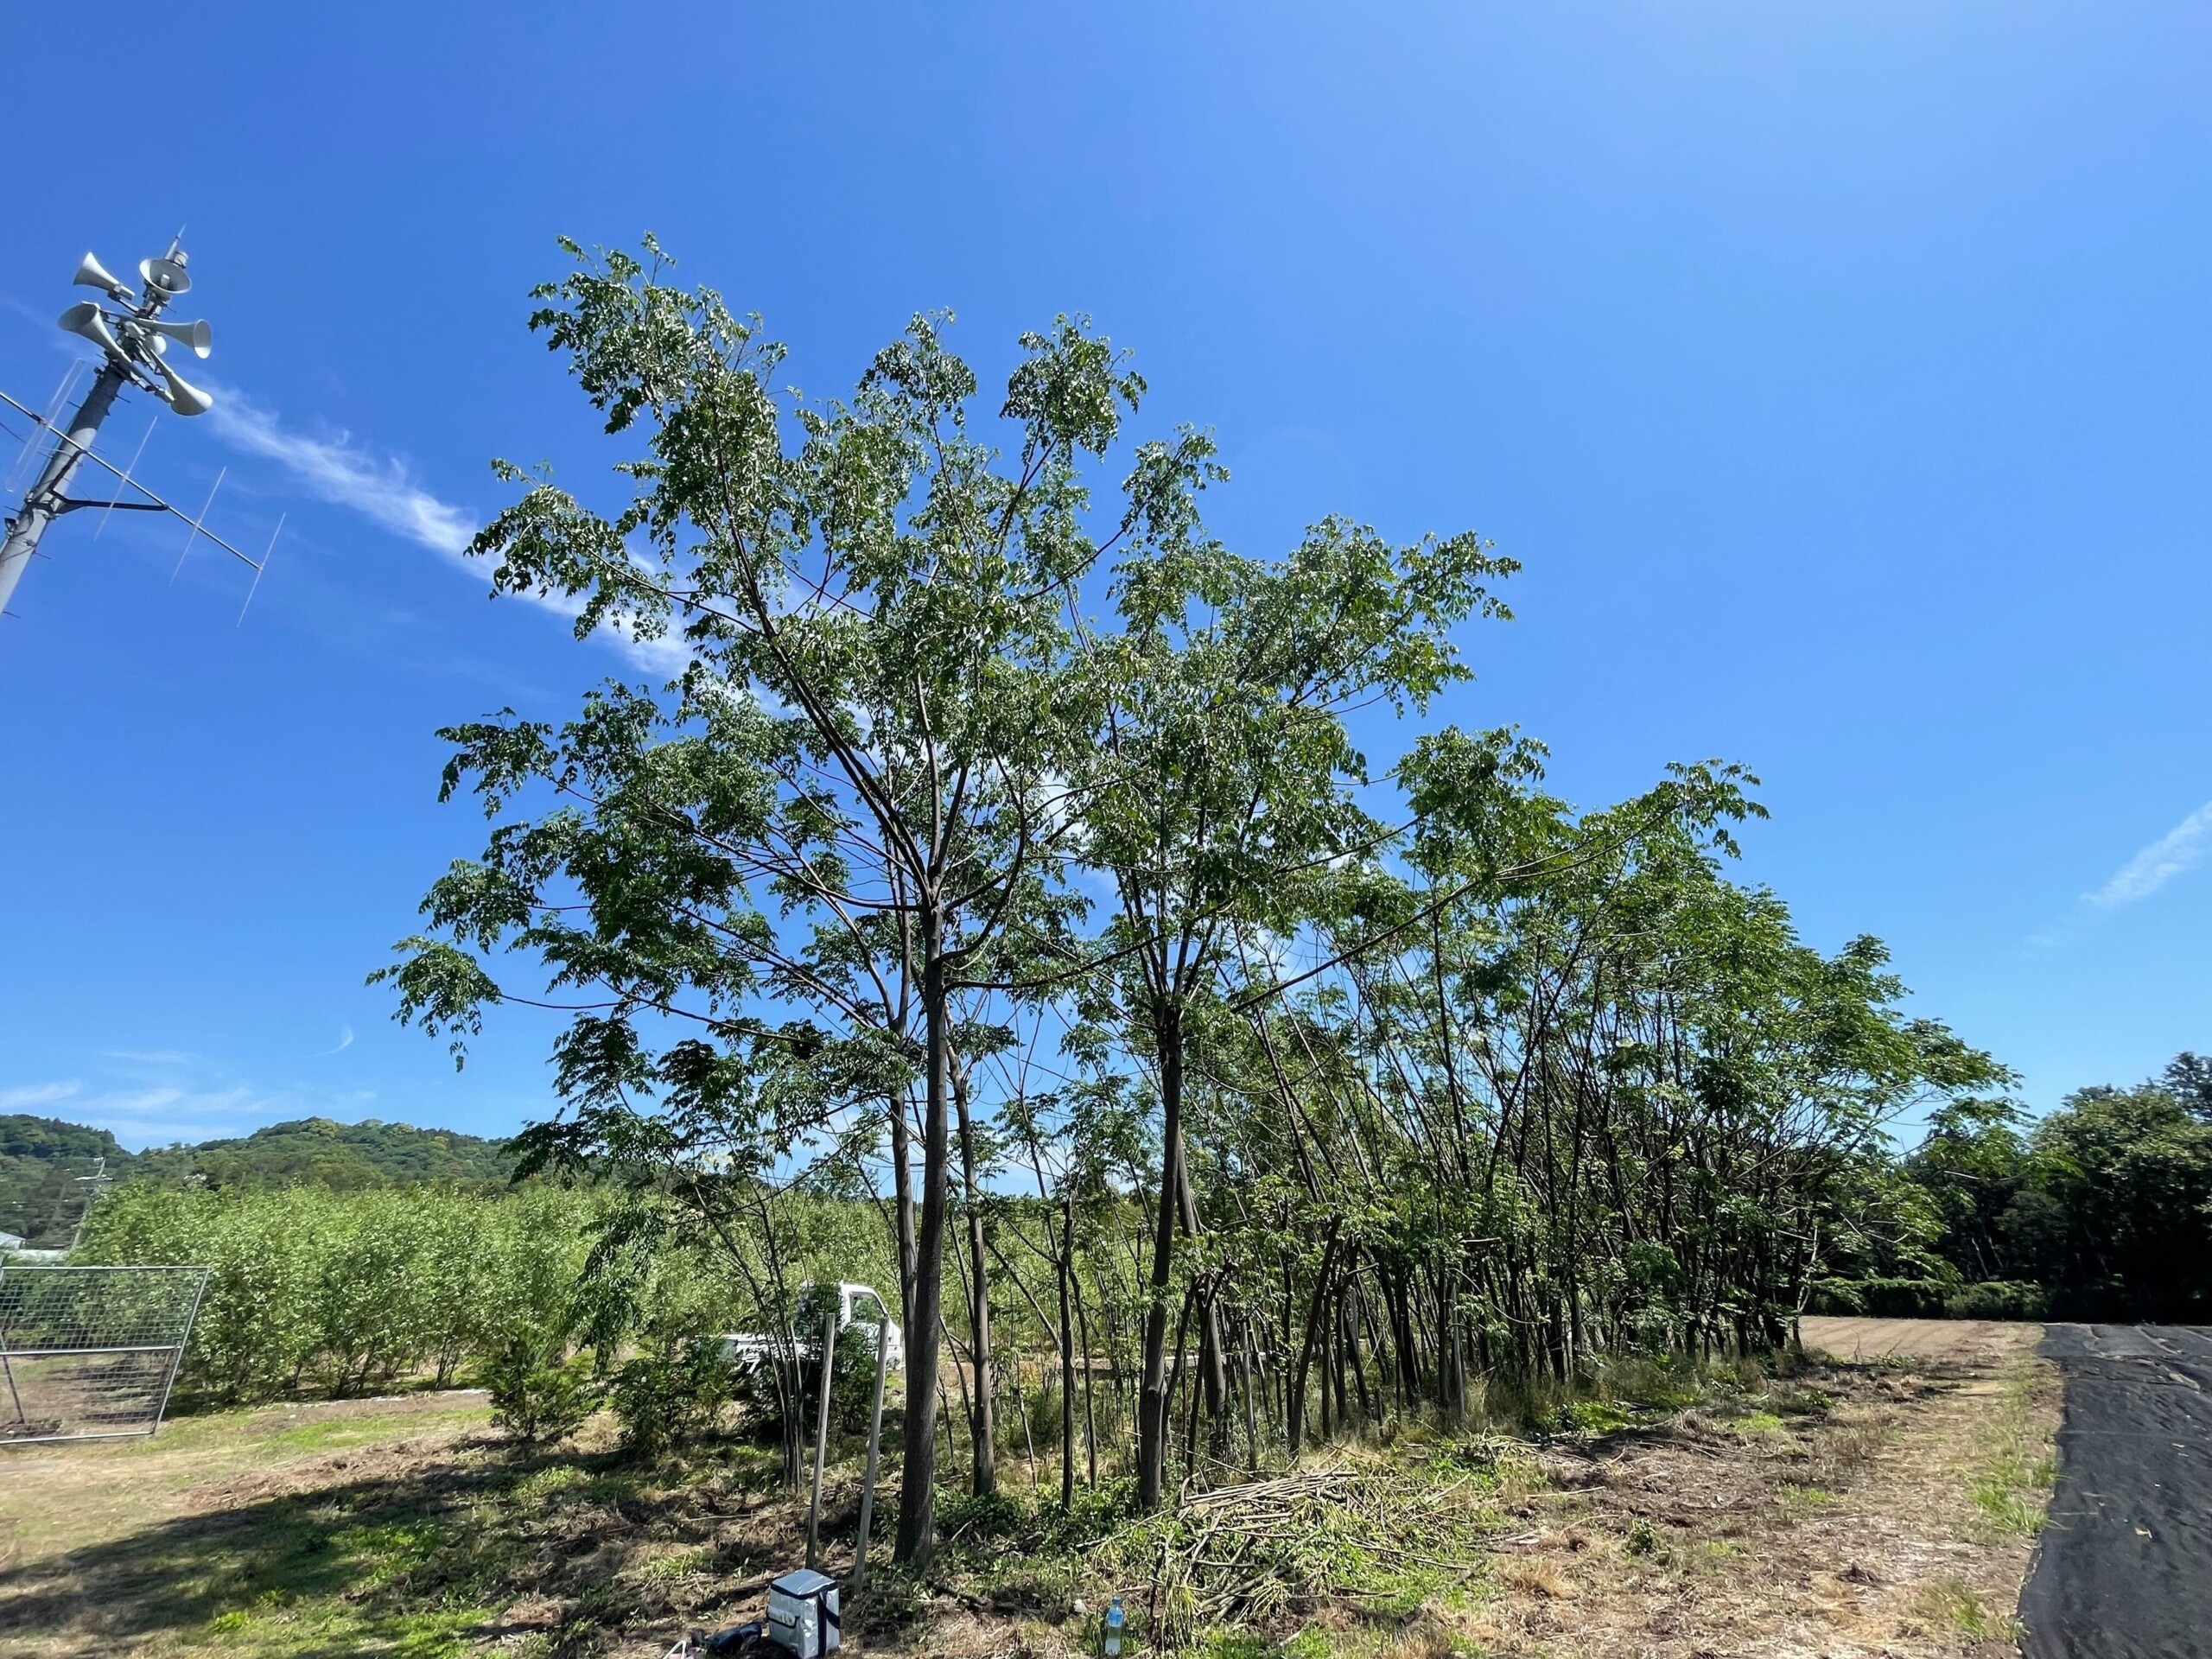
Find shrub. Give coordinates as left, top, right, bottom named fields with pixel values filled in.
left=1805, top=1276, right=1952, bottom=1319
left=1944, top=1280, right=2048, bottom=1320
left=75, top=1181, right=601, bottom=1407
left=729, top=1289, right=884, bottom=1448
left=486, top=1349, right=596, bottom=1444
left=609, top=1339, right=734, bottom=1456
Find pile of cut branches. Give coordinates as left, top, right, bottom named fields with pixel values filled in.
left=1099, top=1450, right=1527, bottom=1647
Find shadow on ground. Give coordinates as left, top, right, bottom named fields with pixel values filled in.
left=0, top=1435, right=810, bottom=1656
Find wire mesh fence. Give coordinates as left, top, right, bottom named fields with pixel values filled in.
left=0, top=1264, right=208, bottom=1444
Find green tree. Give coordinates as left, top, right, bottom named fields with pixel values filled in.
left=378, top=238, right=1211, bottom=1562
left=2159, top=1052, right=2212, bottom=1122
left=0, top=1115, right=130, bottom=1248
left=1069, top=519, right=1513, bottom=1506
left=1904, top=1098, right=2029, bottom=1283
left=2006, top=1082, right=2212, bottom=1316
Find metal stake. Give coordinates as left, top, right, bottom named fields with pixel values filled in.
left=850, top=1310, right=893, bottom=1592
left=804, top=1300, right=838, bottom=1570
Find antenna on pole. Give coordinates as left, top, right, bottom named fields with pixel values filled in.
left=6, top=364, right=84, bottom=493
left=238, top=513, right=283, bottom=625
left=171, top=468, right=226, bottom=582
left=0, top=240, right=268, bottom=625
left=94, top=416, right=158, bottom=542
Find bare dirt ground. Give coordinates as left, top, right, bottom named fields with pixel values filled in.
left=892, top=1324, right=2060, bottom=1659
left=0, top=1390, right=493, bottom=1574
left=1442, top=1322, right=2059, bottom=1659
left=1798, top=1319, right=2032, bottom=1365
left=0, top=1328, right=2057, bottom=1658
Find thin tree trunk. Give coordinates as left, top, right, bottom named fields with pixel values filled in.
left=889, top=1089, right=918, bottom=1333
left=1136, top=1001, right=1185, bottom=1509
left=893, top=922, right=952, bottom=1567
left=1058, top=1189, right=1077, bottom=1509
left=1072, top=1238, right=1100, bottom=1489
left=1289, top=1220, right=1340, bottom=1455
left=1178, top=1160, right=1230, bottom=1452
left=953, top=1065, right=997, bottom=1497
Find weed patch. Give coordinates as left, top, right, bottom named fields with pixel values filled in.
left=1967, top=1357, right=2060, bottom=1540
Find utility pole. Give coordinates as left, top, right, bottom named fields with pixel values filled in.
left=69, top=1156, right=114, bottom=1253
left=0, top=239, right=219, bottom=620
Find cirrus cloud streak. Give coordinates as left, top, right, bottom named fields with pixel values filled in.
left=207, top=388, right=685, bottom=673
left=2084, top=801, right=2212, bottom=909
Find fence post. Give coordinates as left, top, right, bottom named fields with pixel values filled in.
left=850, top=1310, right=893, bottom=1593
left=805, top=1300, right=838, bottom=1570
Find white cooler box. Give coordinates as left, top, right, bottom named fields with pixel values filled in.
left=766, top=1568, right=841, bottom=1656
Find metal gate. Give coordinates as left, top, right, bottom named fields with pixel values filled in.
left=0, top=1264, right=208, bottom=1444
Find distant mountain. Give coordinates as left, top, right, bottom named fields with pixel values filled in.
left=2, top=1115, right=514, bottom=1247
left=130, top=1117, right=516, bottom=1191
left=0, top=1116, right=131, bottom=1249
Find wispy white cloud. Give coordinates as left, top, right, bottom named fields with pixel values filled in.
left=2085, top=801, right=2212, bottom=909
left=206, top=388, right=687, bottom=674
left=1, top=1065, right=330, bottom=1153
left=207, top=390, right=474, bottom=557
left=0, top=1080, right=81, bottom=1109
left=313, top=1025, right=356, bottom=1058
left=7, top=1023, right=426, bottom=1157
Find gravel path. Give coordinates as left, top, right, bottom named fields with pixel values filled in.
left=2019, top=1324, right=2212, bottom=1659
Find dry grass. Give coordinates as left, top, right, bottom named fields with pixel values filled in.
left=1492, top=1558, right=1576, bottom=1601
left=1450, top=1322, right=2058, bottom=1659
left=0, top=1391, right=493, bottom=1572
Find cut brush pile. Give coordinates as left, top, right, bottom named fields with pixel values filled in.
left=1118, top=1458, right=1530, bottom=1643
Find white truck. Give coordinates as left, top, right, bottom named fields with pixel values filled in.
left=716, top=1281, right=901, bottom=1373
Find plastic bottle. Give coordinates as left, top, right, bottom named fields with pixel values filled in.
left=1104, top=1594, right=1124, bottom=1656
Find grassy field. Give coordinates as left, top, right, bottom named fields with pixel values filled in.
left=0, top=1323, right=2056, bottom=1658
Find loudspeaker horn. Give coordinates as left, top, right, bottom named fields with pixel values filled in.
left=151, top=357, right=213, bottom=416
left=145, top=316, right=213, bottom=358
left=58, top=302, right=127, bottom=361
left=73, top=251, right=133, bottom=301
left=139, top=254, right=192, bottom=300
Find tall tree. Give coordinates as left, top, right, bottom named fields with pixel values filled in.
left=1072, top=517, right=1515, bottom=1506
left=379, top=239, right=1173, bottom=1563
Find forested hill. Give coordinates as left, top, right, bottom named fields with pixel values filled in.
left=132, top=1118, right=514, bottom=1190
left=0, top=1115, right=130, bottom=1248
left=2, top=1115, right=512, bottom=1246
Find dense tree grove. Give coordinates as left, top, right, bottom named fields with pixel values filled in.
left=73, top=1185, right=591, bottom=1403
left=360, top=241, right=2027, bottom=1564
left=126, top=1116, right=515, bottom=1191
left=1904, top=1057, right=2212, bottom=1319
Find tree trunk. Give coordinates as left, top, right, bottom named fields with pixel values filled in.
left=1289, top=1221, right=1339, bottom=1454
left=893, top=920, right=953, bottom=1567
left=889, top=1088, right=917, bottom=1335
left=1058, top=1189, right=1077, bottom=1510
left=954, top=1064, right=997, bottom=1497
left=1072, top=1233, right=1099, bottom=1489
left=1177, top=1159, right=1230, bottom=1453
left=1135, top=1001, right=1185, bottom=1509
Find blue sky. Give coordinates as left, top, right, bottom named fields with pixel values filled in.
left=2, top=3, right=2208, bottom=1150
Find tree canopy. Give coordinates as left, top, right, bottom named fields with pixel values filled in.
left=381, top=238, right=2011, bottom=1565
